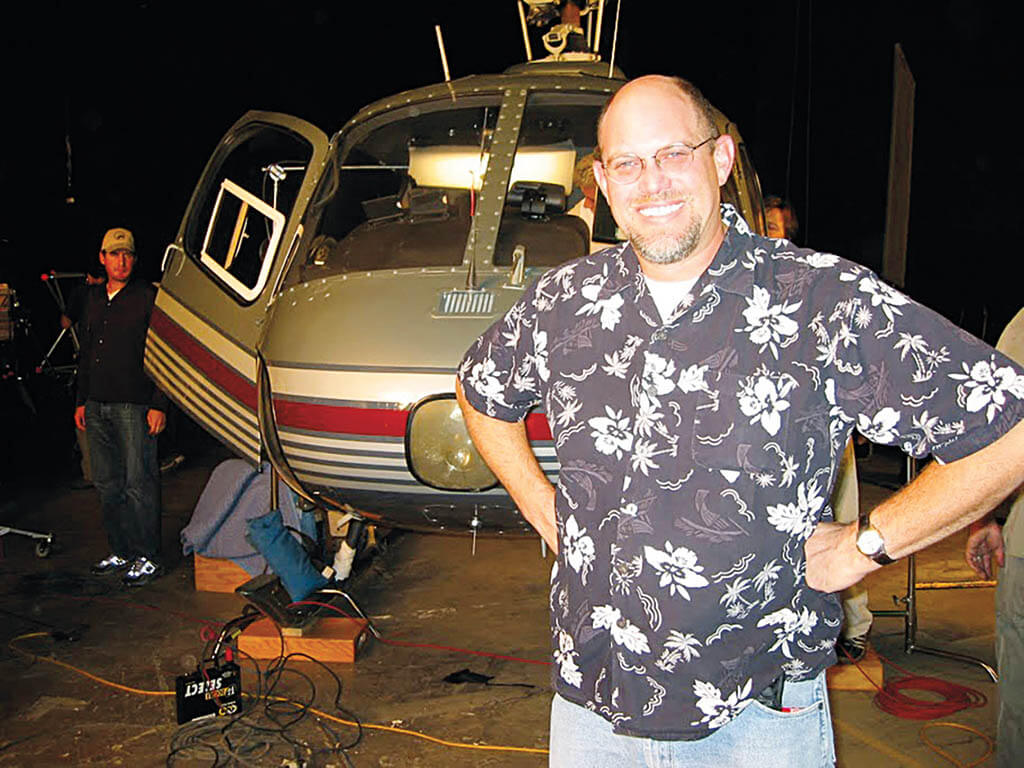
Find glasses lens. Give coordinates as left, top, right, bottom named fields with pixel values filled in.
left=655, top=145, right=694, bottom=173
left=608, top=156, right=642, bottom=184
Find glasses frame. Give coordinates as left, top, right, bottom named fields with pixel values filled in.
left=600, top=136, right=718, bottom=185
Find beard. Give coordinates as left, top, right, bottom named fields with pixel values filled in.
left=628, top=219, right=701, bottom=264
left=622, top=193, right=702, bottom=265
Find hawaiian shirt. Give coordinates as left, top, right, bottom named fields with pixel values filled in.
left=458, top=204, right=1024, bottom=740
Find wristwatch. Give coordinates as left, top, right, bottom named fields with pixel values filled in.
left=856, top=510, right=895, bottom=565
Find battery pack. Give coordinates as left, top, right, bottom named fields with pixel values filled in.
left=174, top=662, right=242, bottom=724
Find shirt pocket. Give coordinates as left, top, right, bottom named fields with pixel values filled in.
left=691, top=370, right=793, bottom=475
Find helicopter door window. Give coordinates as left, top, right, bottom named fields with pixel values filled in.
left=182, top=123, right=314, bottom=303
left=200, top=179, right=286, bottom=302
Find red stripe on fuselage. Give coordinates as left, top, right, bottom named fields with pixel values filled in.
left=149, top=306, right=257, bottom=411
left=273, top=400, right=553, bottom=441
left=149, top=306, right=553, bottom=442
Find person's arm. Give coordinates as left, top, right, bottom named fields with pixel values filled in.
left=806, top=417, right=1024, bottom=592
left=456, top=379, right=558, bottom=553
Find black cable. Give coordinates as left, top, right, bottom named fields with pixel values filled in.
left=168, top=620, right=362, bottom=766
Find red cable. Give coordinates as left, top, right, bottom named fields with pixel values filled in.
left=839, top=644, right=987, bottom=720
left=290, top=600, right=552, bottom=667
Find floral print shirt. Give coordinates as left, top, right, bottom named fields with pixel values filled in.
left=458, top=204, right=1024, bottom=739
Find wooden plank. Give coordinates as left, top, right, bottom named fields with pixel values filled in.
left=193, top=554, right=252, bottom=593
left=238, top=617, right=370, bottom=662
left=827, top=647, right=883, bottom=692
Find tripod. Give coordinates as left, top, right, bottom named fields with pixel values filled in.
left=871, top=456, right=999, bottom=682
left=37, top=270, right=88, bottom=379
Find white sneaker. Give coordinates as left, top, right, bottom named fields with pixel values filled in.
left=122, top=557, right=164, bottom=587
left=91, top=554, right=130, bottom=575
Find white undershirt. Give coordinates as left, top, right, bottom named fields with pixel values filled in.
left=107, top=286, right=123, bottom=301
left=643, top=274, right=699, bottom=324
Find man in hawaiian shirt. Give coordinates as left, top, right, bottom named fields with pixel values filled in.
left=456, top=75, right=1024, bottom=766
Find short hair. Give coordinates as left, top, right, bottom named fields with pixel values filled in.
left=764, top=195, right=799, bottom=240
left=596, top=75, right=720, bottom=160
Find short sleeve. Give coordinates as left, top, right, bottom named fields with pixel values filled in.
left=826, top=265, right=1024, bottom=463
left=457, top=279, right=547, bottom=423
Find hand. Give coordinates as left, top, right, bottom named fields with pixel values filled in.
left=531, top=484, right=559, bottom=555
left=74, top=405, right=86, bottom=431
left=60, top=314, right=72, bottom=330
left=964, top=520, right=1003, bottom=579
left=803, top=521, right=876, bottom=593
left=147, top=409, right=167, bottom=436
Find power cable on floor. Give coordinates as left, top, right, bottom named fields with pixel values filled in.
left=919, top=722, right=994, bottom=768
left=838, top=643, right=994, bottom=766
left=309, top=591, right=553, bottom=666
left=7, top=631, right=549, bottom=758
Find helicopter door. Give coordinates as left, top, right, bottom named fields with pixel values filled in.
left=145, top=112, right=329, bottom=464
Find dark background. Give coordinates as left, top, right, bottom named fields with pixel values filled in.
left=1, top=0, right=1018, bottom=342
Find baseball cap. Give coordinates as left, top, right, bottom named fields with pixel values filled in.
left=101, top=227, right=135, bottom=254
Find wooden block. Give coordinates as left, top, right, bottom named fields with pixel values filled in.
left=238, top=617, right=370, bottom=662
left=827, top=647, right=883, bottom=691
left=193, top=554, right=252, bottom=593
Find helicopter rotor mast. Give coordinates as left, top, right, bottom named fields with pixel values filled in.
left=520, top=1, right=605, bottom=63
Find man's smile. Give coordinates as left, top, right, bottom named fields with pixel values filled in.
left=636, top=201, right=684, bottom=218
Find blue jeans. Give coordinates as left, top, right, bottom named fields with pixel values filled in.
left=549, top=670, right=835, bottom=768
left=85, top=401, right=162, bottom=561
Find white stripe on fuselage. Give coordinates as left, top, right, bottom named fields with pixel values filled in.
left=155, top=290, right=254, bottom=384
left=267, top=365, right=457, bottom=407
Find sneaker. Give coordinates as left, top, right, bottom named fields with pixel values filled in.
left=837, top=633, right=868, bottom=663
left=122, top=557, right=164, bottom=587
left=91, top=554, right=130, bottom=575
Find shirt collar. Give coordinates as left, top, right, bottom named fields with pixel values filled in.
left=600, top=203, right=757, bottom=306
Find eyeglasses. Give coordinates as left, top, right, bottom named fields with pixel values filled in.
left=601, top=137, right=717, bottom=185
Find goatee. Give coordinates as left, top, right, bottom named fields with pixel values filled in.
left=629, top=217, right=701, bottom=265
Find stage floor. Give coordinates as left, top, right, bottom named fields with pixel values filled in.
left=0, top=440, right=1001, bottom=767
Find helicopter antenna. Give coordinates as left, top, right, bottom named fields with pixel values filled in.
left=435, top=24, right=451, bottom=81
left=518, top=2, right=533, bottom=60
left=608, top=0, right=622, bottom=77
left=594, top=0, right=606, bottom=54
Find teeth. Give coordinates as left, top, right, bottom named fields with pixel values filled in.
left=638, top=202, right=682, bottom=217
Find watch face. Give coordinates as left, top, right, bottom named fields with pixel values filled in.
left=857, top=528, right=884, bottom=556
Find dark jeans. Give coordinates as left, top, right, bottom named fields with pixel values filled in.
left=85, top=401, right=162, bottom=561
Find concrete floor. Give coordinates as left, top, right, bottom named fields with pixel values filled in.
left=0, top=439, right=1002, bottom=766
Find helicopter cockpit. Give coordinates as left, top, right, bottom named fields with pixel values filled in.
left=296, top=90, right=614, bottom=284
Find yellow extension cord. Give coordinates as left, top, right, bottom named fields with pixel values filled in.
left=9, top=633, right=999, bottom=764
left=8, top=633, right=548, bottom=757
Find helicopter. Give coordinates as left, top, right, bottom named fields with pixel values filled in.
left=144, top=0, right=767, bottom=544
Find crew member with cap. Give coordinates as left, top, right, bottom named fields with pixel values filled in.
left=75, top=227, right=168, bottom=587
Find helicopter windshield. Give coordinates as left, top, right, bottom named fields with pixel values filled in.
left=297, top=91, right=612, bottom=282
left=300, top=101, right=499, bottom=277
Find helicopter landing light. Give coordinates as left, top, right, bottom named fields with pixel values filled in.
left=406, top=394, right=499, bottom=492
